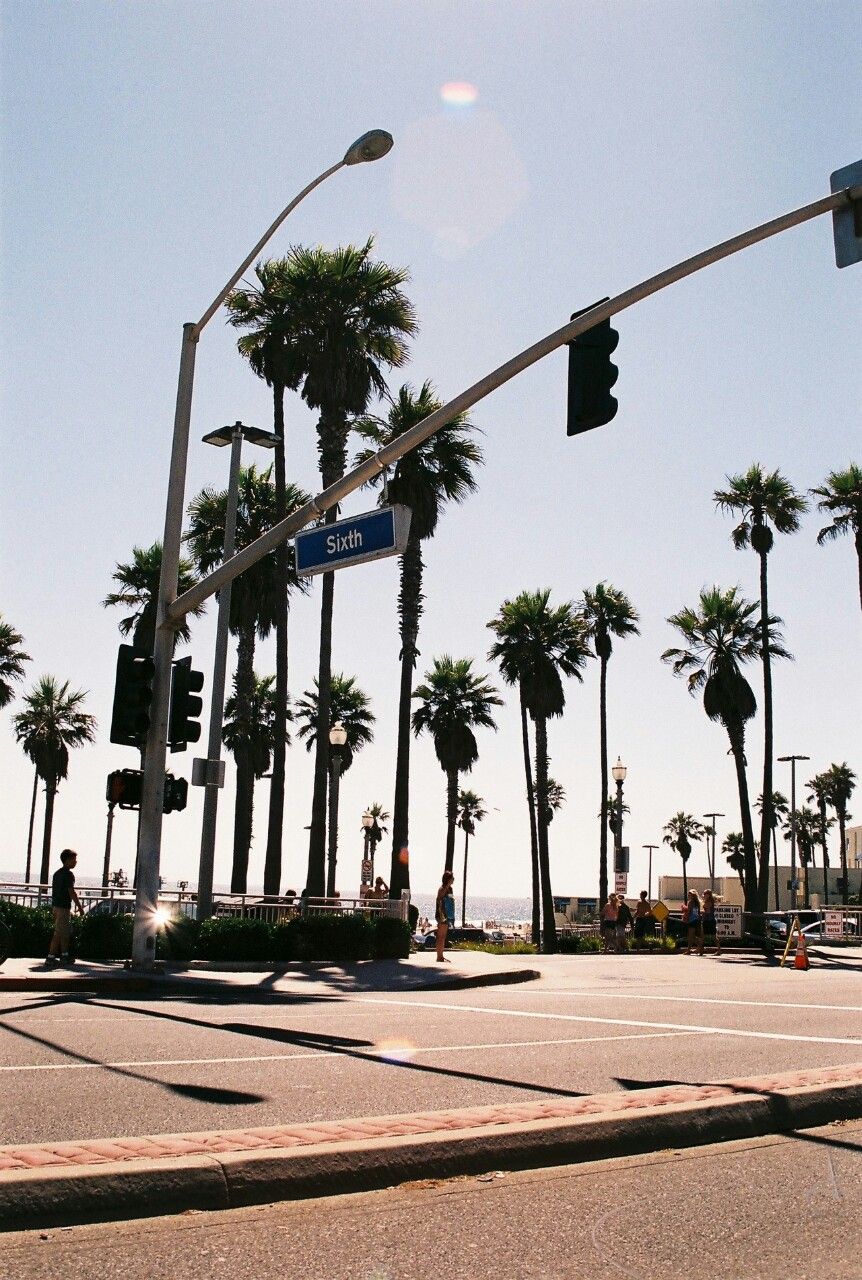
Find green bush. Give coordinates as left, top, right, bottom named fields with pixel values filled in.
left=556, top=932, right=603, bottom=953
left=156, top=914, right=200, bottom=961
left=280, top=913, right=375, bottom=962
left=75, top=912, right=134, bottom=961
left=197, top=915, right=272, bottom=961
left=452, top=940, right=537, bottom=955
left=0, top=900, right=53, bottom=957
left=373, top=916, right=412, bottom=959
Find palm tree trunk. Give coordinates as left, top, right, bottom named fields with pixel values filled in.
left=757, top=548, right=774, bottom=913
left=519, top=691, right=540, bottom=948
left=39, top=775, right=57, bottom=888
left=818, top=800, right=830, bottom=905
left=681, top=856, right=688, bottom=900
left=444, top=769, right=458, bottom=873
left=534, top=715, right=557, bottom=954
left=231, top=628, right=257, bottom=895
left=389, top=533, right=422, bottom=899
left=855, top=526, right=862, bottom=613
left=461, top=828, right=469, bottom=927
left=598, top=655, right=609, bottom=909
left=263, top=381, right=289, bottom=898
left=838, top=810, right=849, bottom=905
left=727, top=726, right=758, bottom=912
left=102, top=804, right=115, bottom=892
left=24, top=767, right=38, bottom=884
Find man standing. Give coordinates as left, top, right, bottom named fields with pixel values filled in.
left=46, top=848, right=83, bottom=966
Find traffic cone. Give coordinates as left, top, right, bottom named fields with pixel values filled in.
left=794, top=930, right=810, bottom=971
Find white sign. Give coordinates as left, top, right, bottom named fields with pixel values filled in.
left=824, top=910, right=843, bottom=938
left=714, top=904, right=742, bottom=938
left=614, top=873, right=628, bottom=895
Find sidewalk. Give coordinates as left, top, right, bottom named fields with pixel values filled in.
left=0, top=950, right=541, bottom=997
left=3, top=1061, right=860, bottom=1229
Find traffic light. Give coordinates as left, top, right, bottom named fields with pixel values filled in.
left=614, top=845, right=630, bottom=874
left=168, top=656, right=204, bottom=753
left=567, top=300, right=619, bottom=435
left=106, top=768, right=144, bottom=809
left=163, top=773, right=188, bottom=813
left=110, top=645, right=155, bottom=747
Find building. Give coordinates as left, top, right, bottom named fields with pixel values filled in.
left=848, top=824, right=862, bottom=870
left=660, top=864, right=861, bottom=910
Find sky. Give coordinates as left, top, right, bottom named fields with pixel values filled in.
left=1, top=0, right=860, bottom=905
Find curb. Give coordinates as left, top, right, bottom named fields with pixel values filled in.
left=2, top=1064, right=860, bottom=1229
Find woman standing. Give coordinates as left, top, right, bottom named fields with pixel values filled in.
left=435, top=870, right=456, bottom=962
left=701, top=889, right=721, bottom=956
left=601, top=894, right=618, bottom=953
left=685, top=890, right=703, bottom=955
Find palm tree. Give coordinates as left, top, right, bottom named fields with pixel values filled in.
left=544, top=776, right=566, bottom=827
left=296, top=673, right=375, bottom=863
left=456, top=788, right=487, bottom=926
left=811, top=463, right=862, bottom=612
left=824, top=763, right=857, bottom=905
left=714, top=466, right=806, bottom=907
left=257, top=240, right=416, bottom=897
left=783, top=806, right=819, bottom=909
left=662, top=813, right=705, bottom=900
left=755, top=790, right=789, bottom=910
left=362, top=802, right=389, bottom=882
left=222, top=672, right=286, bottom=893
left=185, top=465, right=308, bottom=892
left=488, top=591, right=590, bottom=952
left=355, top=381, right=482, bottom=901
left=0, top=616, right=30, bottom=710
left=663, top=586, right=791, bottom=912
left=580, top=584, right=640, bottom=907
left=722, top=832, right=746, bottom=891
left=103, top=542, right=202, bottom=653
left=412, top=656, right=500, bottom=880
left=806, top=772, right=835, bottom=905
left=13, top=678, right=97, bottom=885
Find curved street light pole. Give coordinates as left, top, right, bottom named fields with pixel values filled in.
left=132, top=133, right=393, bottom=968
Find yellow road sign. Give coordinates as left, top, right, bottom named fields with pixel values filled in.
left=651, top=899, right=669, bottom=923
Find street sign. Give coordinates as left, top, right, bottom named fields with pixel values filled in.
left=295, top=505, right=411, bottom=577
left=651, top=899, right=669, bottom=923
left=714, top=904, right=742, bottom=938
left=831, top=160, right=862, bottom=267
left=614, top=872, right=628, bottom=895
left=824, top=910, right=843, bottom=937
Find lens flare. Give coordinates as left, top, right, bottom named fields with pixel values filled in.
left=153, top=906, right=171, bottom=928
left=397, top=845, right=409, bottom=866
left=375, top=1037, right=416, bottom=1064
left=440, top=81, right=479, bottom=107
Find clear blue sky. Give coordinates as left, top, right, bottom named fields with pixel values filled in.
left=1, top=0, right=860, bottom=900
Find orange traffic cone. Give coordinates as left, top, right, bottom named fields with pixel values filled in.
left=794, top=930, right=810, bottom=971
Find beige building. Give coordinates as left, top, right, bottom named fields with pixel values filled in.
left=660, top=864, right=861, bottom=911
left=848, top=824, right=862, bottom=870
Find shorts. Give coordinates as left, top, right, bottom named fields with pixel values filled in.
left=615, top=923, right=626, bottom=937
left=52, top=907, right=71, bottom=951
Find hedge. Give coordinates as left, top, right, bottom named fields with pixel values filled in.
left=0, top=902, right=411, bottom=964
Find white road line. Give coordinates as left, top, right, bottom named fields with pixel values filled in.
left=520, top=991, right=862, bottom=1015
left=0, top=1030, right=687, bottom=1074
left=353, top=996, right=862, bottom=1047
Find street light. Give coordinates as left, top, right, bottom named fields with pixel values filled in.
left=195, top=421, right=280, bottom=919
left=327, top=722, right=348, bottom=897
left=132, top=130, right=393, bottom=968
left=361, top=810, right=374, bottom=891
left=778, top=755, right=810, bottom=911
left=612, top=757, right=627, bottom=882
left=703, top=813, right=725, bottom=893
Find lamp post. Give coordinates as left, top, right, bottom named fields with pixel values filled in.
left=361, top=810, right=374, bottom=891
left=611, top=757, right=627, bottom=885
left=642, top=844, right=658, bottom=901
left=778, top=755, right=810, bottom=912
left=703, top=813, right=725, bottom=893
left=132, top=130, right=393, bottom=967
left=326, top=722, right=347, bottom=897
left=195, top=421, right=280, bottom=919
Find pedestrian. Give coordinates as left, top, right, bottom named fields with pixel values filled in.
left=685, top=890, right=703, bottom=954
left=372, top=876, right=389, bottom=900
left=600, top=894, right=618, bottom=952
left=46, top=848, right=83, bottom=967
left=435, top=870, right=455, bottom=963
left=633, top=890, right=651, bottom=948
left=615, top=895, right=633, bottom=952
left=701, top=889, right=722, bottom=956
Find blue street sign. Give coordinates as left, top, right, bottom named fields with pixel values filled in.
left=294, top=505, right=411, bottom=577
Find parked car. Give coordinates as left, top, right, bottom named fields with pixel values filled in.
left=420, top=926, right=487, bottom=948
left=766, top=911, right=857, bottom=940
left=86, top=898, right=136, bottom=916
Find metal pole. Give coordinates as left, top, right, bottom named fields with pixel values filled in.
left=326, top=754, right=342, bottom=897
left=102, top=803, right=116, bottom=895
left=643, top=845, right=658, bottom=900
left=132, top=156, right=355, bottom=969
left=704, top=813, right=724, bottom=893
left=779, top=756, right=809, bottom=913
left=196, top=425, right=244, bottom=920
left=615, top=780, right=624, bottom=878
left=169, top=182, right=862, bottom=624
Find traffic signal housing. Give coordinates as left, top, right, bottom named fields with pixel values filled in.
left=168, top=656, right=204, bottom=753
left=110, top=645, right=155, bottom=747
left=163, top=773, right=188, bottom=813
left=567, top=301, right=619, bottom=436
left=106, top=768, right=143, bottom=810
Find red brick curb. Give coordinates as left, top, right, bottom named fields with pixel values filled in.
left=3, top=1061, right=861, bottom=1228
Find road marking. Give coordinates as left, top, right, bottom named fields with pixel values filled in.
left=353, top=996, right=862, bottom=1047
left=523, top=991, right=862, bottom=1015
left=0, top=1030, right=687, bottom=1074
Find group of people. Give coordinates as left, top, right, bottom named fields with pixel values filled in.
left=600, top=888, right=722, bottom=955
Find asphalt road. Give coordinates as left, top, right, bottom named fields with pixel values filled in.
left=3, top=952, right=862, bottom=1145
left=7, top=1120, right=862, bottom=1280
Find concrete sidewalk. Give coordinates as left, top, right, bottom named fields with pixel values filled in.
left=0, top=951, right=540, bottom=997
left=2, top=1061, right=860, bottom=1229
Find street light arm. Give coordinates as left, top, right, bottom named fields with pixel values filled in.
left=195, top=160, right=345, bottom=333
left=168, top=182, right=862, bottom=623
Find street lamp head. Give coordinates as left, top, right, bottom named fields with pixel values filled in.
left=329, top=721, right=348, bottom=748
left=202, top=421, right=281, bottom=449
left=343, top=129, right=394, bottom=166
left=361, top=811, right=374, bottom=829
left=612, top=757, right=627, bottom=783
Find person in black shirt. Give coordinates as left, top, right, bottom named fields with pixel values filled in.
left=46, top=848, right=83, bottom=966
